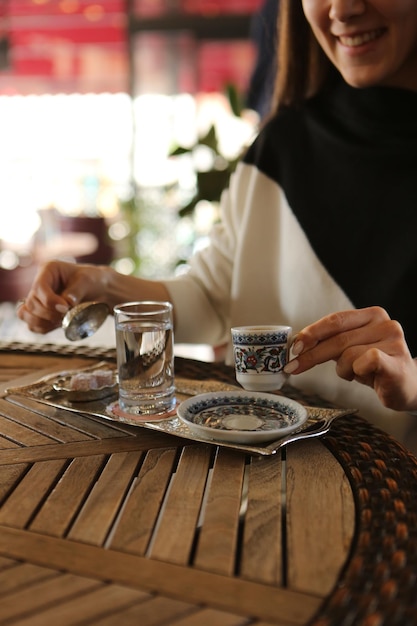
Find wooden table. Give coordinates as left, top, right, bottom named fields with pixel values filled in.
left=0, top=342, right=417, bottom=626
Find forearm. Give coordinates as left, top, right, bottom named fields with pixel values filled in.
left=99, top=266, right=172, bottom=311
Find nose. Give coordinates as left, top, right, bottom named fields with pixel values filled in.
left=329, top=0, right=365, bottom=21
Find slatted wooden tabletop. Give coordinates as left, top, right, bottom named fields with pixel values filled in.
left=1, top=344, right=417, bottom=626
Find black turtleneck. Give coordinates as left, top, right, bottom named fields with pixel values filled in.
left=244, top=77, right=417, bottom=354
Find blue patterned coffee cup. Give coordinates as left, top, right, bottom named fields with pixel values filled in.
left=231, top=325, right=292, bottom=391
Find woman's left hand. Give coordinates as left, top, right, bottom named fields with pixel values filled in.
left=284, top=306, right=417, bottom=412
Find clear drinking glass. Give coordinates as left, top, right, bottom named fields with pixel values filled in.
left=114, top=301, right=175, bottom=415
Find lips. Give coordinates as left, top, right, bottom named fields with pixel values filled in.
left=337, top=28, right=386, bottom=48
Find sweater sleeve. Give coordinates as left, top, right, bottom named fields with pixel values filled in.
left=162, top=162, right=248, bottom=346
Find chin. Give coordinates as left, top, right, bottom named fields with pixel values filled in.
left=340, top=70, right=385, bottom=89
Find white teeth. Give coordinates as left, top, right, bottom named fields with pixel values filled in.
left=339, top=30, right=382, bottom=47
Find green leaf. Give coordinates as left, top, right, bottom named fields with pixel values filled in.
left=169, top=145, right=192, bottom=157
left=199, top=125, right=219, bottom=152
left=225, top=83, right=242, bottom=118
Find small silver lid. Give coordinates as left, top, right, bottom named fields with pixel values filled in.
left=62, top=301, right=110, bottom=341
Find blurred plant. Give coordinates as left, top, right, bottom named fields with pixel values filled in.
left=113, top=183, right=181, bottom=278
left=110, top=191, right=143, bottom=274
left=113, top=85, right=256, bottom=276
left=169, top=84, right=245, bottom=218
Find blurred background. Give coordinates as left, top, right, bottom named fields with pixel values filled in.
left=0, top=0, right=270, bottom=306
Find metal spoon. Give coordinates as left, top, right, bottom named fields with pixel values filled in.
left=62, top=301, right=110, bottom=341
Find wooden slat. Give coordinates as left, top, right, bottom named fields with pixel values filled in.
left=150, top=445, right=212, bottom=565
left=0, top=432, right=185, bottom=466
left=8, top=395, right=137, bottom=439
left=0, top=561, right=249, bottom=626
left=255, top=621, right=297, bottom=626
left=0, top=434, right=20, bottom=449
left=194, top=447, right=245, bottom=575
left=11, top=584, right=150, bottom=626
left=155, top=609, right=251, bottom=626
left=0, top=358, right=103, bottom=396
left=0, top=368, right=35, bottom=384
left=30, top=455, right=107, bottom=537
left=240, top=455, right=282, bottom=585
left=67, top=451, right=142, bottom=545
left=0, top=459, right=67, bottom=528
left=0, top=354, right=99, bottom=371
left=0, top=556, right=16, bottom=570
left=0, top=411, right=55, bottom=447
left=0, top=526, right=322, bottom=624
left=0, top=562, right=58, bottom=596
left=0, top=400, right=95, bottom=443
left=285, top=440, right=355, bottom=595
left=109, top=448, right=177, bottom=555
left=0, top=573, right=103, bottom=622
left=85, top=595, right=198, bottom=626
left=0, top=463, right=29, bottom=501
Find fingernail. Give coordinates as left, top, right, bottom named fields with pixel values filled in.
left=56, top=303, right=69, bottom=314
left=292, top=341, right=304, bottom=356
left=66, top=293, right=78, bottom=305
left=284, top=359, right=299, bottom=375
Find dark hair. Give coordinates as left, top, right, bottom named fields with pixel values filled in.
left=272, top=0, right=333, bottom=110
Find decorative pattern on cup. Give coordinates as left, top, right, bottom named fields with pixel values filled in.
left=233, top=345, right=288, bottom=374
left=231, top=326, right=291, bottom=375
left=232, top=329, right=290, bottom=347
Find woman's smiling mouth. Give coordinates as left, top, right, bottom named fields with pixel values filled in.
left=338, top=28, right=386, bottom=48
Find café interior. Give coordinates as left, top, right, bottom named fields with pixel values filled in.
left=0, top=0, right=261, bottom=332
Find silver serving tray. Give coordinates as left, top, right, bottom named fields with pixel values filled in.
left=5, top=364, right=357, bottom=456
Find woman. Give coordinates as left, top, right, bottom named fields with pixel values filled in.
left=18, top=0, right=417, bottom=438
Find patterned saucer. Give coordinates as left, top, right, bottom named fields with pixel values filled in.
left=177, top=391, right=308, bottom=444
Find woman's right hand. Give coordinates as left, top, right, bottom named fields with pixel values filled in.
left=17, top=259, right=172, bottom=335
left=16, top=260, right=113, bottom=334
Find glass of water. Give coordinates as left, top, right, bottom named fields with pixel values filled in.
left=114, top=301, right=175, bottom=415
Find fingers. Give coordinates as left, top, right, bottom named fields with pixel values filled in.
left=16, top=260, right=95, bottom=334
left=294, top=307, right=390, bottom=351
left=284, top=307, right=417, bottom=411
left=284, top=308, right=404, bottom=376
left=17, top=291, right=67, bottom=334
left=29, top=261, right=79, bottom=310
left=352, top=349, right=417, bottom=411
left=282, top=307, right=417, bottom=412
